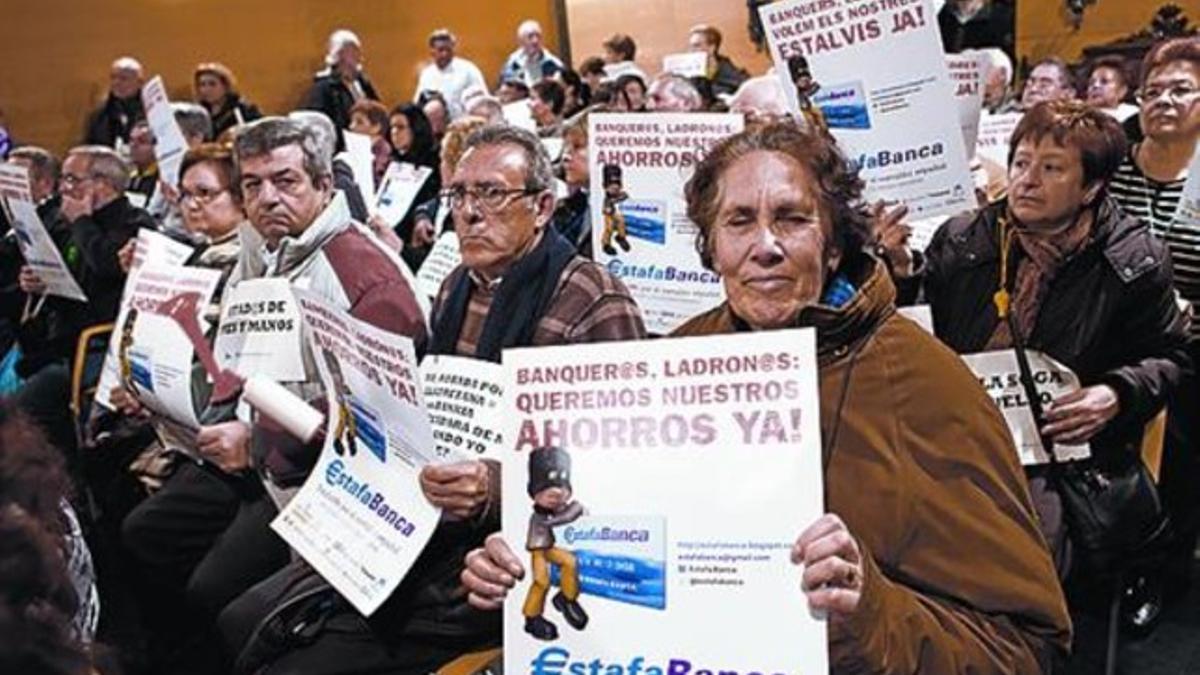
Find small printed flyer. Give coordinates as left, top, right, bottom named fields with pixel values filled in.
left=213, top=277, right=307, bottom=382
left=588, top=113, right=742, bottom=333
left=420, top=354, right=505, bottom=462
left=961, top=349, right=1091, bottom=465
left=501, top=330, right=827, bottom=674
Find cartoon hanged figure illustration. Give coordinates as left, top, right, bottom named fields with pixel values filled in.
left=600, top=164, right=630, bottom=256
left=787, top=55, right=829, bottom=138
left=523, top=445, right=588, bottom=641
left=117, top=307, right=140, bottom=394
left=322, top=348, right=357, bottom=457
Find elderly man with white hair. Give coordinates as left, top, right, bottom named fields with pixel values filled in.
left=301, top=28, right=380, bottom=132
left=84, top=56, right=146, bottom=149
left=415, top=28, right=489, bottom=120
left=500, top=19, right=563, bottom=87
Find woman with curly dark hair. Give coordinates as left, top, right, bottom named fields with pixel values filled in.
left=0, top=402, right=98, bottom=643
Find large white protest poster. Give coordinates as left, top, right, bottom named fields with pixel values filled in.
left=213, top=278, right=306, bottom=382
left=421, top=355, right=505, bottom=461
left=961, top=349, right=1091, bottom=465
left=588, top=113, right=741, bottom=333
left=373, top=161, right=432, bottom=225
left=141, top=76, right=189, bottom=187
left=272, top=290, right=442, bottom=616
left=118, top=265, right=222, bottom=444
left=94, top=229, right=195, bottom=411
left=415, top=231, right=462, bottom=299
left=501, top=330, right=827, bottom=673
left=946, top=51, right=987, bottom=159
left=759, top=0, right=975, bottom=220
left=0, top=163, right=87, bottom=302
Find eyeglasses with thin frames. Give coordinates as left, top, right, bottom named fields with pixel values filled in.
left=440, top=184, right=540, bottom=214
left=179, top=186, right=229, bottom=206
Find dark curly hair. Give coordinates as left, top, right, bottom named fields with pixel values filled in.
left=0, top=402, right=72, bottom=540
left=684, top=120, right=871, bottom=270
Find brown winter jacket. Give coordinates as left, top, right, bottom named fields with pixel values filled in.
left=673, top=253, right=1071, bottom=674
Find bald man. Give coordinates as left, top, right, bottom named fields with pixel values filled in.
left=84, top=56, right=146, bottom=149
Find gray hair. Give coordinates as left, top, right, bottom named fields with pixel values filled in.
left=233, top=116, right=332, bottom=186
left=110, top=56, right=143, bottom=75
left=325, top=29, right=361, bottom=66
left=66, top=145, right=130, bottom=192
left=462, top=125, right=554, bottom=192
left=649, top=73, right=704, bottom=111
left=8, top=146, right=61, bottom=186
left=517, top=20, right=542, bottom=40
left=172, top=102, right=213, bottom=143
left=980, top=48, right=1013, bottom=86
left=286, top=111, right=337, bottom=165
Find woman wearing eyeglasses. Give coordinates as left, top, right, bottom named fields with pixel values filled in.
left=112, top=143, right=292, bottom=673
left=1108, top=36, right=1200, bottom=635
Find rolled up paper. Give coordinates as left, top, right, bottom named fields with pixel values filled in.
left=242, top=375, right=323, bottom=443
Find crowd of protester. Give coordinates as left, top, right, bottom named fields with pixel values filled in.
left=0, top=6, right=1197, bottom=674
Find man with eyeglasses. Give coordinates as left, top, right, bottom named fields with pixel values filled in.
left=1020, top=58, right=1077, bottom=110
left=1108, top=36, right=1200, bottom=636
left=217, top=125, right=644, bottom=674
left=10, top=145, right=154, bottom=457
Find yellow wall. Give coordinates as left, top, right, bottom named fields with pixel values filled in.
left=1016, top=1, right=1200, bottom=68
left=0, top=0, right=558, bottom=155
left=565, top=0, right=771, bottom=83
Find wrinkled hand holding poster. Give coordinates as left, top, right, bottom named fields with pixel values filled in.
left=117, top=265, right=223, bottom=445
left=961, top=350, right=1091, bottom=465
left=421, top=355, right=505, bottom=461
left=0, top=163, right=86, bottom=302
left=588, top=113, right=742, bottom=333
left=502, top=330, right=827, bottom=673
left=94, top=229, right=195, bottom=411
left=271, top=290, right=442, bottom=616
left=759, top=0, right=975, bottom=221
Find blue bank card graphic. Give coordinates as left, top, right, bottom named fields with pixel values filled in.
left=619, top=200, right=667, bottom=245
left=128, top=348, right=155, bottom=392
left=349, top=398, right=387, bottom=463
left=813, top=81, right=871, bottom=130
left=549, top=515, right=666, bottom=610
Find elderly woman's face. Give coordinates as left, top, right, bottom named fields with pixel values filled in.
left=1008, top=137, right=1096, bottom=231
left=1139, top=61, right=1200, bottom=141
left=709, top=151, right=836, bottom=330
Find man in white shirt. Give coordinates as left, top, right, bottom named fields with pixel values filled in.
left=499, top=20, right=564, bottom=87
left=414, top=28, right=488, bottom=120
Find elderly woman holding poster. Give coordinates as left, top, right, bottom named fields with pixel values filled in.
left=462, top=122, right=1071, bottom=673
left=892, top=101, right=1190, bottom=641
